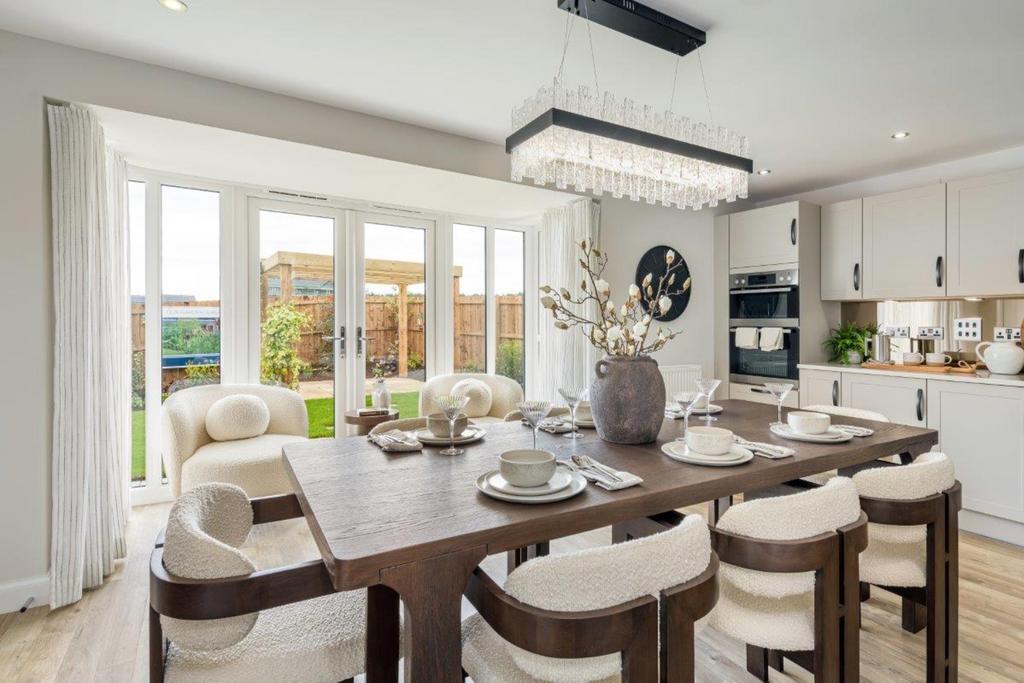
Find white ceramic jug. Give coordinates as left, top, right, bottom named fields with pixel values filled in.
left=975, top=341, right=1024, bottom=375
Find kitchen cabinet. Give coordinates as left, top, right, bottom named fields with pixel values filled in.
left=729, top=202, right=799, bottom=269
left=820, top=198, right=863, bottom=300
left=841, top=372, right=927, bottom=427
left=730, top=382, right=799, bottom=408
left=862, top=184, right=946, bottom=299
left=799, top=369, right=842, bottom=408
left=928, top=380, right=1024, bottom=523
left=946, top=169, right=1024, bottom=297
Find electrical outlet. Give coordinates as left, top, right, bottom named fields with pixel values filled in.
left=995, top=327, right=1022, bottom=341
left=916, top=326, right=944, bottom=339
left=889, top=326, right=911, bottom=338
left=953, top=317, right=983, bottom=341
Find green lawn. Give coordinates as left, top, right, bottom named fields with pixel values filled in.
left=131, top=391, right=421, bottom=480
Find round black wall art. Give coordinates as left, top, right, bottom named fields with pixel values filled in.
left=634, top=245, right=691, bottom=322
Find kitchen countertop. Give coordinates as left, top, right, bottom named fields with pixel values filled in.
left=798, top=362, right=1024, bottom=388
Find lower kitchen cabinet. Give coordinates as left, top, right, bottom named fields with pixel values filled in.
left=729, top=382, right=799, bottom=408
left=799, top=369, right=842, bottom=407
left=840, top=372, right=927, bottom=427
left=928, top=380, right=1024, bottom=524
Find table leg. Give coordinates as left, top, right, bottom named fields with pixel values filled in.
left=380, top=546, right=487, bottom=682
left=708, top=496, right=732, bottom=525
left=366, top=585, right=400, bottom=683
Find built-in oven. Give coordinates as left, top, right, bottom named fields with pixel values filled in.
left=729, top=268, right=799, bottom=328
left=729, top=326, right=800, bottom=385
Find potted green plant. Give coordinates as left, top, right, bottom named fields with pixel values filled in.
left=824, top=322, right=877, bottom=365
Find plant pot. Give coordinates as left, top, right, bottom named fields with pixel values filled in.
left=589, top=355, right=666, bottom=444
left=846, top=350, right=863, bottom=365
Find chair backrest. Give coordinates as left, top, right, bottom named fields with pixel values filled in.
left=161, top=383, right=308, bottom=495
left=369, top=417, right=428, bottom=435
left=419, top=373, right=524, bottom=419
left=853, top=451, right=955, bottom=501
left=160, top=483, right=257, bottom=651
left=718, top=477, right=862, bottom=541
left=803, top=405, right=889, bottom=422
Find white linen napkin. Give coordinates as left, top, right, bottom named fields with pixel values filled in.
left=833, top=424, right=875, bottom=437
left=523, top=417, right=574, bottom=434
left=734, top=327, right=760, bottom=350
left=565, top=461, right=643, bottom=491
left=733, top=436, right=795, bottom=459
left=367, top=429, right=422, bottom=452
left=758, top=327, right=785, bottom=352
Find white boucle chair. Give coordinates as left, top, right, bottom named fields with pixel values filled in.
left=161, top=384, right=308, bottom=497
left=706, top=477, right=868, bottom=682
left=799, top=405, right=894, bottom=485
left=150, top=483, right=388, bottom=683
left=461, top=514, right=718, bottom=682
left=853, top=452, right=961, bottom=683
left=419, top=373, right=524, bottom=423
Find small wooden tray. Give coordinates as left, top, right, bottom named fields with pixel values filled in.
left=860, top=362, right=979, bottom=375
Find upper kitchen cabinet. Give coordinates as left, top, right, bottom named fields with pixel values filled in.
left=947, top=169, right=1024, bottom=297
left=729, top=201, right=800, bottom=269
left=862, top=183, right=946, bottom=299
left=820, top=198, right=863, bottom=300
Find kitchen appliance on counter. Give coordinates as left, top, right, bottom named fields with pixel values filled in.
left=869, top=331, right=893, bottom=363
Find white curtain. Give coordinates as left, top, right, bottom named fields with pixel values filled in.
left=533, top=199, right=601, bottom=401
left=48, top=104, right=130, bottom=608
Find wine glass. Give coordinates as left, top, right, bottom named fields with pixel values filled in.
left=518, top=400, right=553, bottom=450
left=436, top=395, right=470, bottom=456
left=558, top=385, right=588, bottom=439
left=694, top=378, right=722, bottom=424
left=764, top=382, right=794, bottom=427
left=672, top=391, right=704, bottom=441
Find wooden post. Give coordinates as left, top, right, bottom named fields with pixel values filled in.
left=279, top=263, right=293, bottom=302
left=452, top=275, right=462, bottom=371
left=398, top=283, right=409, bottom=376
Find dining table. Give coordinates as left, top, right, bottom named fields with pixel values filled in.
left=283, top=399, right=938, bottom=682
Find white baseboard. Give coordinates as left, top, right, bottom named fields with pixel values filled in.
left=960, top=510, right=1024, bottom=547
left=130, top=483, right=174, bottom=507
left=0, top=573, right=49, bottom=615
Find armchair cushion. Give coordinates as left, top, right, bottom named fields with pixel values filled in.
left=420, top=374, right=524, bottom=420
left=206, top=395, right=270, bottom=442
left=450, top=378, right=493, bottom=417
left=181, top=434, right=306, bottom=498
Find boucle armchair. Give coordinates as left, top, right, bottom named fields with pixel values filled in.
left=461, top=514, right=718, bottom=682
left=161, top=384, right=308, bottom=497
left=419, top=373, right=523, bottom=423
left=149, top=483, right=392, bottom=683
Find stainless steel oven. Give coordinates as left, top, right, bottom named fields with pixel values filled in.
left=729, top=268, right=799, bottom=328
left=729, top=327, right=800, bottom=385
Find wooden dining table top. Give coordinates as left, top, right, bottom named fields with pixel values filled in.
left=283, top=399, right=937, bottom=591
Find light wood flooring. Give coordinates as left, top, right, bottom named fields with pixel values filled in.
left=1, top=501, right=1023, bottom=682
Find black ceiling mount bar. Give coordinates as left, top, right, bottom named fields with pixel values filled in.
left=557, top=0, right=706, bottom=56
left=505, top=108, right=754, bottom=174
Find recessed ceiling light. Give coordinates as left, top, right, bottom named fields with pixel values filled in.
left=756, top=169, right=772, bottom=176
left=890, top=131, right=910, bottom=139
left=157, top=0, right=188, bottom=12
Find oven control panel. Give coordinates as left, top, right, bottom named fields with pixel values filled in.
left=731, top=268, right=799, bottom=289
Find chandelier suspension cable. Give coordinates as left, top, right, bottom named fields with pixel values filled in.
left=555, top=7, right=575, bottom=82
left=697, top=50, right=714, bottom=125
left=580, top=0, right=601, bottom=92
left=667, top=55, right=681, bottom=113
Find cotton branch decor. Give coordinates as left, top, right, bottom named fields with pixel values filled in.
left=540, top=240, right=691, bottom=357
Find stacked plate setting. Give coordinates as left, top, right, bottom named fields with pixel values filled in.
left=477, top=449, right=588, bottom=504
left=770, top=411, right=853, bottom=443
left=661, top=426, right=753, bottom=466
left=413, top=426, right=487, bottom=446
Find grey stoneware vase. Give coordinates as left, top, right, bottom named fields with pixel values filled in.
left=589, top=355, right=666, bottom=444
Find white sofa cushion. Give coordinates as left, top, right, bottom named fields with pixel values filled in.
left=450, top=378, right=493, bottom=418
left=181, top=434, right=307, bottom=497
left=206, top=394, right=271, bottom=442
left=420, top=373, right=524, bottom=419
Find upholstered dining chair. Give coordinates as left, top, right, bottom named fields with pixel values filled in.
left=798, top=405, right=893, bottom=485
left=502, top=406, right=570, bottom=422
left=420, top=373, right=524, bottom=423
left=161, top=384, right=308, bottom=497
left=852, top=452, right=961, bottom=683
left=149, top=483, right=392, bottom=683
left=461, top=514, right=718, bottom=682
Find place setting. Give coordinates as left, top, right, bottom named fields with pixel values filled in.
left=662, top=424, right=755, bottom=466
left=770, top=410, right=854, bottom=443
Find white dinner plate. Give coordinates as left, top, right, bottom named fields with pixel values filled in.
left=769, top=424, right=853, bottom=443
left=486, top=468, right=574, bottom=497
left=476, top=470, right=587, bottom=504
left=661, top=442, right=754, bottom=467
left=574, top=417, right=596, bottom=429
left=413, top=426, right=486, bottom=446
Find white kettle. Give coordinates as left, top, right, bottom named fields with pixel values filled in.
left=975, top=340, right=1024, bottom=375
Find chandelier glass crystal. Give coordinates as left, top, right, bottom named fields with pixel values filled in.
left=509, top=79, right=750, bottom=210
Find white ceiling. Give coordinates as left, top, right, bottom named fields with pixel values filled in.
left=3, top=0, right=1024, bottom=199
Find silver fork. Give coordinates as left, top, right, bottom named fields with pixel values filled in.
left=571, top=454, right=623, bottom=482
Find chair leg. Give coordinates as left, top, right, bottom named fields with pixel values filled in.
left=505, top=542, right=549, bottom=573
left=622, top=600, right=658, bottom=682
left=859, top=581, right=871, bottom=602
left=945, top=493, right=960, bottom=683
left=746, top=644, right=769, bottom=682
left=901, top=597, right=926, bottom=633
left=660, top=603, right=695, bottom=682
left=149, top=605, right=164, bottom=683
left=925, top=510, right=948, bottom=682
left=767, top=649, right=784, bottom=672
left=813, top=552, right=842, bottom=683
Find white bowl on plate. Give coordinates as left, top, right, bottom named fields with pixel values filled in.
left=575, top=401, right=592, bottom=422
left=499, top=449, right=556, bottom=488
left=787, top=411, right=831, bottom=435
left=427, top=412, right=468, bottom=438
left=685, top=426, right=734, bottom=456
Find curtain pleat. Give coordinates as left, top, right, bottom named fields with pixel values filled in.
left=48, top=104, right=129, bottom=609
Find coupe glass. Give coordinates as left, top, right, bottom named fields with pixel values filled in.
left=518, top=400, right=553, bottom=450
left=764, top=382, right=794, bottom=426
left=672, top=391, right=705, bottom=441
left=558, top=385, right=588, bottom=439
left=694, top=379, right=722, bottom=424
left=436, top=395, right=471, bottom=455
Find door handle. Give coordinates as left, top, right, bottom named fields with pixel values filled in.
left=322, top=326, right=346, bottom=359
left=356, top=326, right=374, bottom=358
left=832, top=380, right=839, bottom=406
left=1018, top=248, right=1023, bottom=284
left=916, top=388, right=924, bottom=422
left=790, top=218, right=797, bottom=246
left=935, top=256, right=943, bottom=288
left=853, top=263, right=860, bottom=292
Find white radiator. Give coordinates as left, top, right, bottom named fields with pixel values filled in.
left=659, top=364, right=703, bottom=401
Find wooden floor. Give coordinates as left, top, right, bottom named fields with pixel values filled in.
left=1, top=502, right=1023, bottom=682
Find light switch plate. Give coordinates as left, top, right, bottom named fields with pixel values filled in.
left=953, top=317, right=983, bottom=341
left=995, top=327, right=1022, bottom=341
left=916, top=326, right=944, bottom=339
left=889, top=326, right=911, bottom=338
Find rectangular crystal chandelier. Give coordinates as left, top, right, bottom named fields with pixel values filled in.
left=508, top=79, right=752, bottom=210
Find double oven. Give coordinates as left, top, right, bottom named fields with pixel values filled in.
left=729, top=268, right=800, bottom=386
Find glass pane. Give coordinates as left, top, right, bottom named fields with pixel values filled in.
left=259, top=209, right=335, bottom=439
left=363, top=222, right=425, bottom=417
left=161, top=186, right=221, bottom=395
left=453, top=224, right=486, bottom=374
left=128, top=181, right=146, bottom=484
left=495, top=229, right=525, bottom=389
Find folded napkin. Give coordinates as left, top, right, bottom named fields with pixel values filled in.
left=759, top=327, right=785, bottom=352
left=833, top=424, right=875, bottom=437
left=733, top=436, right=795, bottom=459
left=367, top=429, right=422, bottom=452
left=735, top=327, right=760, bottom=350
left=565, top=461, right=643, bottom=491
left=523, top=417, right=574, bottom=434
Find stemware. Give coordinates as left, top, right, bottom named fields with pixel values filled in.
left=672, top=391, right=704, bottom=442
left=557, top=385, right=588, bottom=439
left=764, top=382, right=794, bottom=426
left=518, top=400, right=553, bottom=450
left=694, top=378, right=722, bottom=424
left=436, top=395, right=470, bottom=456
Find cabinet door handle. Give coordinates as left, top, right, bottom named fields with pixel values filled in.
left=1018, top=248, right=1023, bottom=284
left=750, top=386, right=771, bottom=395
left=916, top=388, right=924, bottom=422
left=853, top=263, right=860, bottom=292
left=832, top=380, right=839, bottom=406
left=790, top=218, right=797, bottom=246
left=935, top=256, right=943, bottom=288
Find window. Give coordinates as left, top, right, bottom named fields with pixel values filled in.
left=453, top=224, right=486, bottom=373
left=128, top=181, right=146, bottom=485
left=494, top=229, right=526, bottom=388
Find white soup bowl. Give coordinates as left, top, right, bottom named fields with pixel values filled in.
left=685, top=426, right=734, bottom=456
left=499, top=449, right=556, bottom=488
left=787, top=411, right=831, bottom=435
